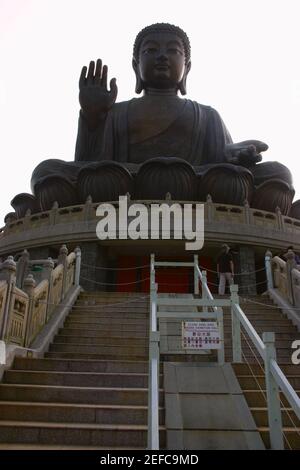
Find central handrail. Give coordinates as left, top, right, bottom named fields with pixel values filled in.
left=147, top=254, right=226, bottom=449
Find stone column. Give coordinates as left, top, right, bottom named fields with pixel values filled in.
left=237, top=245, right=257, bottom=295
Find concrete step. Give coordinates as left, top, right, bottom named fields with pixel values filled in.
left=237, top=374, right=300, bottom=390
left=233, top=363, right=300, bottom=376
left=65, top=317, right=148, bottom=325
left=72, top=307, right=148, bottom=313
left=224, top=315, right=292, bottom=324
left=223, top=325, right=298, bottom=334
left=59, top=328, right=149, bottom=338
left=225, top=347, right=292, bottom=358
left=74, top=302, right=148, bottom=308
left=49, top=343, right=148, bottom=356
left=0, top=383, right=164, bottom=405
left=45, top=352, right=149, bottom=360
left=225, top=313, right=292, bottom=321
left=258, top=427, right=300, bottom=449
left=0, top=401, right=164, bottom=425
left=63, top=321, right=147, bottom=332
left=0, top=421, right=165, bottom=447
left=70, top=311, right=148, bottom=318
left=243, top=390, right=300, bottom=407
left=54, top=335, right=148, bottom=346
left=13, top=358, right=149, bottom=373
left=3, top=370, right=163, bottom=388
left=224, top=339, right=296, bottom=349
left=250, top=407, right=300, bottom=427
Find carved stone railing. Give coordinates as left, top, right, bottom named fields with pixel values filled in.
left=291, top=268, right=300, bottom=308
left=0, top=281, right=8, bottom=334
left=1, top=197, right=300, bottom=240
left=47, top=264, right=64, bottom=320
left=6, top=286, right=29, bottom=346
left=0, top=245, right=81, bottom=347
left=272, top=256, right=289, bottom=301
left=266, top=249, right=300, bottom=308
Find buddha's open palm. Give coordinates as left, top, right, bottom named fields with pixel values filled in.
left=79, top=59, right=118, bottom=117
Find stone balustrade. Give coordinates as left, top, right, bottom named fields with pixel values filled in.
left=0, top=197, right=300, bottom=257
left=0, top=245, right=81, bottom=347
left=268, top=250, right=300, bottom=308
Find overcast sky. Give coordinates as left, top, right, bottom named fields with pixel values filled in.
left=1, top=0, right=300, bottom=223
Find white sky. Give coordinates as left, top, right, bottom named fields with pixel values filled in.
left=1, top=0, right=300, bottom=223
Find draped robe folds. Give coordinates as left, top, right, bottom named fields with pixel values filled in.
left=31, top=98, right=293, bottom=191
left=74, top=99, right=233, bottom=166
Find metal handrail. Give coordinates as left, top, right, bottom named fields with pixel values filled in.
left=194, top=254, right=300, bottom=449
left=232, top=303, right=266, bottom=360
left=270, top=359, right=300, bottom=421
left=148, top=253, right=300, bottom=450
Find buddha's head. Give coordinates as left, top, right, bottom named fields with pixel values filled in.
left=133, top=23, right=191, bottom=95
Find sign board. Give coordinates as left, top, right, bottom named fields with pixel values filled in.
left=182, top=321, right=221, bottom=350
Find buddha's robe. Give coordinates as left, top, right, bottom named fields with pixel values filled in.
left=31, top=98, right=293, bottom=190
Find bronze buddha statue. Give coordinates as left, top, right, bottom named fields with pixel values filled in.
left=10, top=23, right=298, bottom=219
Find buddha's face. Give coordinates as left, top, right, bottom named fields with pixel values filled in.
left=136, top=32, right=188, bottom=90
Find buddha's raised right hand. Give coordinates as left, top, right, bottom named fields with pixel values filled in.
left=79, top=59, right=118, bottom=120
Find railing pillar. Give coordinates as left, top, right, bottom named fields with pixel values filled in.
left=147, top=330, right=160, bottom=450
left=23, top=274, right=36, bottom=347
left=230, top=284, right=242, bottom=363
left=58, top=244, right=68, bottom=300
left=0, top=256, right=16, bottom=340
left=150, top=254, right=155, bottom=289
left=201, top=270, right=207, bottom=298
left=40, top=258, right=54, bottom=321
left=74, top=247, right=82, bottom=287
left=286, top=249, right=297, bottom=306
left=263, top=332, right=284, bottom=450
left=194, top=254, right=199, bottom=295
left=16, top=249, right=30, bottom=288
left=265, top=250, right=274, bottom=290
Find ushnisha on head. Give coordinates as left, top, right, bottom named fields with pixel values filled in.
left=132, top=23, right=191, bottom=95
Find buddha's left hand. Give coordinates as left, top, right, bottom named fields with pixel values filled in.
left=225, top=140, right=268, bottom=167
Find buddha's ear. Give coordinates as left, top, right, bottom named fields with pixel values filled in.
left=179, top=60, right=191, bottom=96
left=132, top=58, right=143, bottom=94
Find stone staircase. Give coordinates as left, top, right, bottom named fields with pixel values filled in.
left=0, top=291, right=165, bottom=449
left=0, top=291, right=299, bottom=449
left=230, top=296, right=300, bottom=449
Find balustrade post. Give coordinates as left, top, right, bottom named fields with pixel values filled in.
left=23, top=274, right=36, bottom=347
left=58, top=244, right=68, bottom=300
left=263, top=332, right=284, bottom=450
left=0, top=256, right=17, bottom=340
left=150, top=254, right=155, bottom=290
left=286, top=249, right=297, bottom=306
left=230, top=284, right=242, bottom=363
left=276, top=206, right=284, bottom=231
left=83, top=195, right=93, bottom=221
left=41, top=258, right=54, bottom=321
left=244, top=200, right=252, bottom=225
left=16, top=249, right=30, bottom=288
left=74, top=247, right=82, bottom=287
left=206, top=194, right=213, bottom=222
left=265, top=250, right=274, bottom=290
left=49, top=201, right=59, bottom=225
left=194, top=254, right=199, bottom=295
